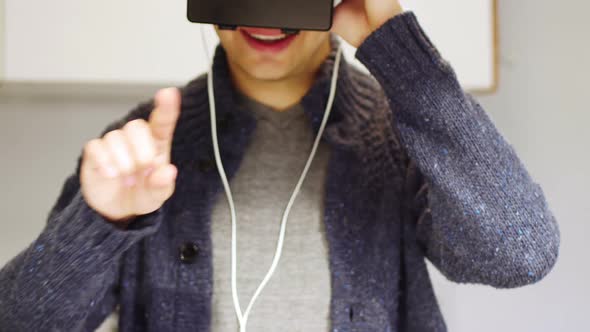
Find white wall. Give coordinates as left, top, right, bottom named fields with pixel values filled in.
left=434, top=1, right=589, bottom=331
left=2, top=0, right=496, bottom=90
left=0, top=1, right=588, bottom=331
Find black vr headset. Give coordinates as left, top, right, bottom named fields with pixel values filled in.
left=187, top=0, right=341, bottom=33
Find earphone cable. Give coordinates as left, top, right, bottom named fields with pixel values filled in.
left=203, top=26, right=343, bottom=332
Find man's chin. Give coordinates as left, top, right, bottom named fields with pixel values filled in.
left=243, top=66, right=292, bottom=82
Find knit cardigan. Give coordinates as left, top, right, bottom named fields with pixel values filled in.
left=0, top=12, right=560, bottom=332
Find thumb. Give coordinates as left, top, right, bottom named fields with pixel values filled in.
left=146, top=163, right=178, bottom=201
left=331, top=0, right=371, bottom=48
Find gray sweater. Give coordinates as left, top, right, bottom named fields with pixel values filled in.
left=0, top=11, right=560, bottom=332
left=210, top=95, right=331, bottom=331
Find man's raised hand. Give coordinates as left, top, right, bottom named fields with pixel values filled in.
left=80, top=87, right=181, bottom=222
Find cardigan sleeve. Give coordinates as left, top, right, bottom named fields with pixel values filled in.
left=355, top=11, right=560, bottom=288
left=0, top=102, right=165, bottom=331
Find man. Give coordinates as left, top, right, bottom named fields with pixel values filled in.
left=0, top=0, right=560, bottom=331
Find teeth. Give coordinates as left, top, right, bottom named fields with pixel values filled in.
left=248, top=33, right=287, bottom=41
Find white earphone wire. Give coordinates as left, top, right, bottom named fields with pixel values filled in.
left=200, top=24, right=212, bottom=65
left=203, top=26, right=343, bottom=332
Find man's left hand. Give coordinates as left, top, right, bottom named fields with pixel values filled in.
left=331, top=0, right=404, bottom=48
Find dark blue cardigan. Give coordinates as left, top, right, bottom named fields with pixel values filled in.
left=0, top=12, right=560, bottom=332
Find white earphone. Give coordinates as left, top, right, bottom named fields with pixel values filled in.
left=201, top=25, right=343, bottom=332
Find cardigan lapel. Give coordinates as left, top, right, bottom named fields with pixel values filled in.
left=172, top=35, right=376, bottom=167
left=161, top=35, right=408, bottom=331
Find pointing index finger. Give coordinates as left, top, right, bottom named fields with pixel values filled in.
left=149, top=87, right=181, bottom=153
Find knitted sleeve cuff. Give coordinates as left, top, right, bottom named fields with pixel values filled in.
left=48, top=190, right=164, bottom=270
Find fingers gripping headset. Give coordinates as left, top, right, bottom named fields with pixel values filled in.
left=189, top=1, right=343, bottom=331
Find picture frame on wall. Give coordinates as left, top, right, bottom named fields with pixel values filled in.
left=0, top=0, right=5, bottom=85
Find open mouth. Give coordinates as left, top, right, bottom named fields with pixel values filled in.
left=239, top=27, right=298, bottom=53
left=247, top=32, right=290, bottom=42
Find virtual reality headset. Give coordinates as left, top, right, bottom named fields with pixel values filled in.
left=187, top=0, right=342, bottom=33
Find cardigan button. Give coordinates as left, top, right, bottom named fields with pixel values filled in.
left=179, top=242, right=200, bottom=264
left=349, top=303, right=365, bottom=322
left=218, top=114, right=233, bottom=131
left=198, top=158, right=216, bottom=172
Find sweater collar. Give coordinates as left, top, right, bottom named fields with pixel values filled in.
left=173, top=35, right=371, bottom=164
left=209, top=35, right=366, bottom=144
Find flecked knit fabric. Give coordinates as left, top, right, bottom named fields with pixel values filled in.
left=0, top=11, right=560, bottom=332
